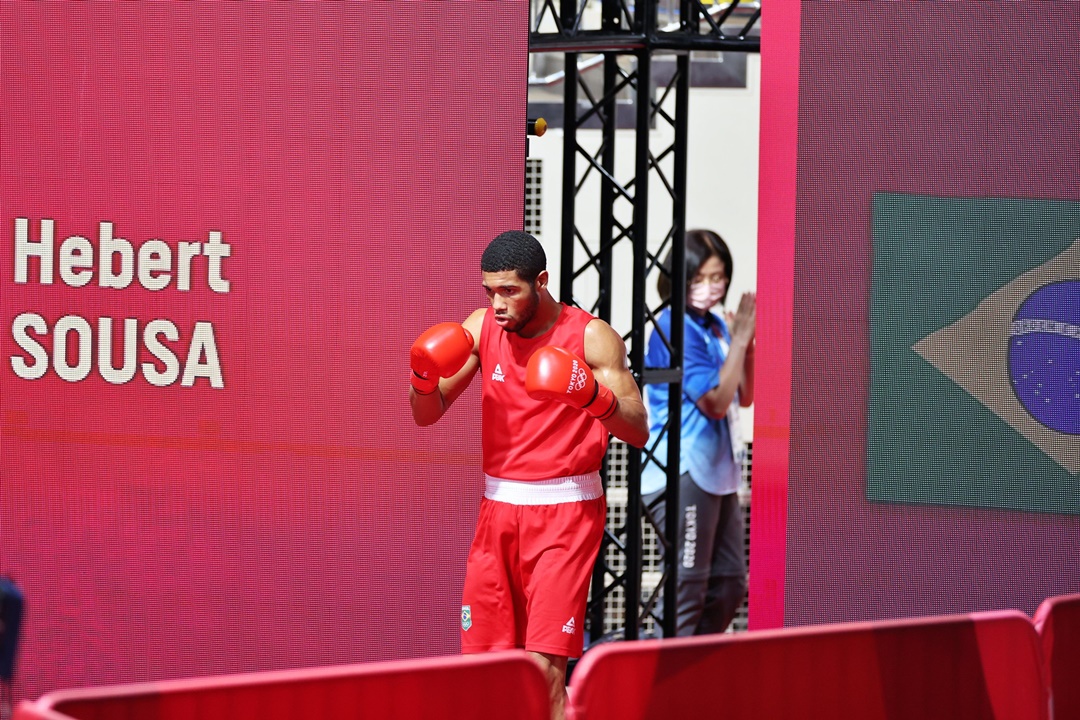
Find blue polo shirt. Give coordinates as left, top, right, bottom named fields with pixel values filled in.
left=641, top=306, right=741, bottom=496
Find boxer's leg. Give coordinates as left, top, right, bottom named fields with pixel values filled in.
left=460, top=498, right=524, bottom=652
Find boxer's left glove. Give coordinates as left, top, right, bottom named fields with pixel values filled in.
left=410, top=322, right=474, bottom=395
left=525, top=346, right=618, bottom=420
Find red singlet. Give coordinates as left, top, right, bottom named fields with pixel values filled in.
left=479, top=304, right=609, bottom=480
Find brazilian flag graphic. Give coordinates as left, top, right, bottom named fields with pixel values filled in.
left=869, top=194, right=1080, bottom=515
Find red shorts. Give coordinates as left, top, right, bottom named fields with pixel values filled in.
left=460, top=476, right=606, bottom=659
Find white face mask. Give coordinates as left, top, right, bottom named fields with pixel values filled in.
left=688, top=281, right=725, bottom=312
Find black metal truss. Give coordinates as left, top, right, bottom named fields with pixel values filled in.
left=529, top=0, right=760, bottom=646
left=531, top=0, right=760, bottom=53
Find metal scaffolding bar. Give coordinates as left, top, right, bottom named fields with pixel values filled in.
left=531, top=0, right=761, bottom=648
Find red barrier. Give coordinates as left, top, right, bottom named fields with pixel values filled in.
left=13, top=651, right=549, bottom=720
left=568, top=611, right=1049, bottom=720
left=1034, top=593, right=1080, bottom=720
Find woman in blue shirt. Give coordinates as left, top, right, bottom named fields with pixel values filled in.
left=642, top=229, right=755, bottom=636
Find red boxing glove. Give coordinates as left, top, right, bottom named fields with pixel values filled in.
left=525, top=346, right=618, bottom=420
left=410, top=322, right=474, bottom=395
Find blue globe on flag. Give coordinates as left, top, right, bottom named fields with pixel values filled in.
left=1008, top=280, right=1080, bottom=436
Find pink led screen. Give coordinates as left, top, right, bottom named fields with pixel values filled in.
left=0, top=2, right=528, bottom=701
left=752, top=0, right=1080, bottom=629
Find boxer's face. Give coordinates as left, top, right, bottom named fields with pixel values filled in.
left=483, top=269, right=545, bottom=335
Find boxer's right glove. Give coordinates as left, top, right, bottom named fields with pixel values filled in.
left=410, top=322, right=474, bottom=395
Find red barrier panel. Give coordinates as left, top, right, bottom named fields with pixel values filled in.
left=568, top=611, right=1049, bottom=720
left=13, top=651, right=549, bottom=720
left=1034, top=593, right=1080, bottom=720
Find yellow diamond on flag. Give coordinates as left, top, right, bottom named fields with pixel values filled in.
left=912, top=240, right=1080, bottom=474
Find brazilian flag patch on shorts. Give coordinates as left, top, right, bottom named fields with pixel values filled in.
left=461, top=605, right=472, bottom=631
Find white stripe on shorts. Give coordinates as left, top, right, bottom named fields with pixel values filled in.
left=484, top=472, right=603, bottom=505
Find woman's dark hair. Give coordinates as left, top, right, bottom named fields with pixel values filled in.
left=480, top=230, right=546, bottom=285
left=657, top=229, right=733, bottom=304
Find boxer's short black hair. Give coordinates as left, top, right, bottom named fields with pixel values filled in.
left=481, top=230, right=546, bottom=284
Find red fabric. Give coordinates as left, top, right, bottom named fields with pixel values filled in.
left=568, top=611, right=1049, bottom=720
left=1034, top=593, right=1080, bottom=720
left=23, top=652, right=549, bottom=720
left=479, top=305, right=608, bottom=480
left=460, top=496, right=605, bottom=658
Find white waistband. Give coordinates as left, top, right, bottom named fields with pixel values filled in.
left=484, top=472, right=604, bottom=505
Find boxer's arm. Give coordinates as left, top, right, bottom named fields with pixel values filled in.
left=583, top=319, right=649, bottom=448
left=410, top=308, right=485, bottom=426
